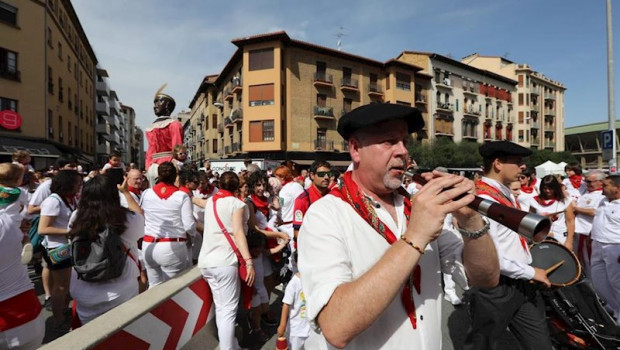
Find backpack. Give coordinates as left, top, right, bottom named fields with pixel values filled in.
left=28, top=216, right=45, bottom=254
left=71, top=225, right=128, bottom=282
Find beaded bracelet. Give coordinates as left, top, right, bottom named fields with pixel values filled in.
left=400, top=235, right=425, bottom=255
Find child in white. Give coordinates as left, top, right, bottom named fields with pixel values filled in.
left=277, top=272, right=310, bottom=350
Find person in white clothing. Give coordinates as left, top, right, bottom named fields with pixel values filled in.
left=198, top=171, right=255, bottom=350
left=299, top=103, right=499, bottom=350
left=517, top=168, right=538, bottom=212
left=38, top=170, right=82, bottom=330
left=274, top=165, right=304, bottom=272
left=562, top=163, right=587, bottom=202
left=141, top=162, right=195, bottom=287
left=277, top=266, right=311, bottom=350
left=590, top=174, right=620, bottom=323
left=68, top=175, right=144, bottom=324
left=528, top=175, right=576, bottom=249
left=573, top=169, right=606, bottom=277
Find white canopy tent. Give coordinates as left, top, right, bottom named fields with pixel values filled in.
left=535, top=161, right=565, bottom=178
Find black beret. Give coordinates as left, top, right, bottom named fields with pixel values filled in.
left=479, top=141, right=533, bottom=159
left=337, top=103, right=424, bottom=140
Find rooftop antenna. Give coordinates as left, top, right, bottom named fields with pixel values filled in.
left=334, top=26, right=346, bottom=51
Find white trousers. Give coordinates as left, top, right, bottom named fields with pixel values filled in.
left=591, top=240, right=620, bottom=322
left=201, top=266, right=241, bottom=350
left=289, top=335, right=308, bottom=350
left=143, top=241, right=190, bottom=287
left=0, top=312, right=44, bottom=350
left=573, top=233, right=592, bottom=278
left=251, top=253, right=269, bottom=308
left=146, top=163, right=159, bottom=188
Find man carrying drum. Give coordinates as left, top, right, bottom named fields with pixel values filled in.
left=464, top=141, right=552, bottom=350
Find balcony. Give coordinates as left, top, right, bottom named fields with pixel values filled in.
left=96, top=122, right=110, bottom=135
left=313, top=105, right=335, bottom=120
left=230, top=108, right=243, bottom=124
left=463, top=105, right=481, bottom=117
left=415, top=94, right=427, bottom=105
left=224, top=116, right=234, bottom=128
left=0, top=68, right=20, bottom=82
left=314, top=139, right=334, bottom=151
left=231, top=77, right=242, bottom=94
left=544, top=109, right=555, bottom=117
left=313, top=72, right=333, bottom=87
left=530, top=87, right=540, bottom=96
left=436, top=102, right=454, bottom=113
left=96, top=80, right=110, bottom=96
left=224, top=145, right=230, bottom=154
left=544, top=93, right=555, bottom=101
left=463, top=89, right=478, bottom=97
left=340, top=77, right=359, bottom=92
left=217, top=123, right=224, bottom=133
left=224, top=88, right=233, bottom=101
left=96, top=100, right=110, bottom=116
left=544, top=141, right=556, bottom=149
left=109, top=132, right=121, bottom=145
left=531, top=138, right=540, bottom=146
left=232, top=142, right=241, bottom=153
left=96, top=141, right=111, bottom=155
left=436, top=79, right=453, bottom=90
left=530, top=121, right=540, bottom=129
left=530, top=105, right=539, bottom=113
left=368, top=83, right=384, bottom=97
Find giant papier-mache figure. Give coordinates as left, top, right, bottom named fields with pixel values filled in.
left=145, top=84, right=184, bottom=186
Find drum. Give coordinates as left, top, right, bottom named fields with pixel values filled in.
left=529, top=240, right=581, bottom=287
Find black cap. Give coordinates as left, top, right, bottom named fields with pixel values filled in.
left=479, top=141, right=533, bottom=159
left=337, top=103, right=424, bottom=140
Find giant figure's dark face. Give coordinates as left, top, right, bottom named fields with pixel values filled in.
left=153, top=97, right=174, bottom=116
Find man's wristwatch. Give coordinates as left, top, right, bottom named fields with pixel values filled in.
left=456, top=217, right=490, bottom=239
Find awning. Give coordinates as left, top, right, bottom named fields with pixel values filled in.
left=77, top=153, right=94, bottom=164
left=0, top=137, right=61, bottom=158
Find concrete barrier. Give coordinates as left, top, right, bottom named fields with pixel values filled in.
left=39, top=267, right=217, bottom=350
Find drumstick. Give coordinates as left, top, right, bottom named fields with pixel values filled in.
left=545, top=260, right=565, bottom=274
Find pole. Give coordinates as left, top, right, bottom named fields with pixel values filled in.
left=607, top=0, right=617, bottom=173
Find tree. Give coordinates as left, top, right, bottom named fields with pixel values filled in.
left=526, top=149, right=577, bottom=168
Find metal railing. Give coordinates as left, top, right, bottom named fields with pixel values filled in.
left=313, top=105, right=334, bottom=117
left=340, top=77, right=359, bottom=89
left=369, top=83, right=383, bottom=94
left=314, top=72, right=333, bottom=84
left=314, top=139, right=334, bottom=150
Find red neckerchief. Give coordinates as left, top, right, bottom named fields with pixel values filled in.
left=520, top=182, right=535, bottom=194
left=531, top=177, right=538, bottom=188
left=179, top=186, right=192, bottom=196
left=214, top=189, right=234, bottom=200
left=534, top=196, right=556, bottom=206
left=128, top=186, right=141, bottom=198
left=476, top=179, right=529, bottom=253
left=307, top=184, right=325, bottom=204
left=153, top=183, right=179, bottom=200
left=569, top=175, right=583, bottom=189
left=330, top=172, right=419, bottom=329
left=251, top=194, right=270, bottom=217
left=200, top=184, right=215, bottom=196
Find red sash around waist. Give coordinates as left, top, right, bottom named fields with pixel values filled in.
left=143, top=235, right=187, bottom=243
left=0, top=289, right=41, bottom=331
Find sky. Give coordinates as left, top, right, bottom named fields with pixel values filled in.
left=72, top=0, right=620, bottom=132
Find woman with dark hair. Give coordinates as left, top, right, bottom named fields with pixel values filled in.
left=529, top=175, right=576, bottom=249
left=563, top=163, right=586, bottom=201
left=517, top=168, right=539, bottom=212
left=198, top=171, right=255, bottom=350
left=68, top=175, right=144, bottom=324
left=38, top=170, right=82, bottom=329
left=141, top=162, right=195, bottom=287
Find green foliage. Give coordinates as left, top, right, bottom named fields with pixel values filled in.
left=407, top=139, right=577, bottom=169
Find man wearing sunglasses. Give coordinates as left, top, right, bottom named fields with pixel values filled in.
left=145, top=84, right=183, bottom=187
left=292, top=160, right=332, bottom=243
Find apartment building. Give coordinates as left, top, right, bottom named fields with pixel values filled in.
left=0, top=0, right=97, bottom=167
left=397, top=52, right=517, bottom=144
left=121, top=104, right=136, bottom=164
left=95, top=68, right=123, bottom=165
left=565, top=121, right=620, bottom=169
left=187, top=31, right=430, bottom=166
left=462, top=54, right=566, bottom=151
left=134, top=125, right=144, bottom=170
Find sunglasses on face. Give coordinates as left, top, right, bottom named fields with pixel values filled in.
left=519, top=175, right=527, bottom=180
left=315, top=171, right=332, bottom=178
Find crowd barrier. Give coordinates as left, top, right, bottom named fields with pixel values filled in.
left=39, top=267, right=217, bottom=350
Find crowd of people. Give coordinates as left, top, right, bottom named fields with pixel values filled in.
left=2, top=103, right=620, bottom=350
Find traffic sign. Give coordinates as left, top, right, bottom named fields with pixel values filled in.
left=602, top=130, right=614, bottom=161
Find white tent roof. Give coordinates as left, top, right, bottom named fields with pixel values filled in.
left=535, top=161, right=565, bottom=178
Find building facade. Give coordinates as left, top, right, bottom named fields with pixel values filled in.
left=462, top=54, right=566, bottom=151
left=121, top=103, right=135, bottom=164
left=0, top=0, right=97, bottom=168
left=565, top=121, right=620, bottom=169
left=397, top=52, right=517, bottom=144
left=95, top=67, right=123, bottom=165
left=133, top=125, right=144, bottom=170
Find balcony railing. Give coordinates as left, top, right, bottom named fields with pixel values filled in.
left=313, top=105, right=334, bottom=119
left=544, top=109, right=555, bottom=117
left=217, top=123, right=224, bottom=133
left=230, top=108, right=243, bottom=123
left=531, top=138, right=540, bottom=145
left=224, top=145, right=230, bottom=154
left=436, top=102, right=454, bottom=112
left=530, top=87, right=540, bottom=95
left=314, top=139, right=334, bottom=151
left=231, top=77, right=242, bottom=93
left=224, top=116, right=234, bottom=127
left=544, top=141, right=556, bottom=148
left=224, top=88, right=233, bottom=101
left=232, top=142, right=240, bottom=152
left=368, top=83, right=383, bottom=95
left=340, top=77, right=359, bottom=90
left=0, top=68, right=20, bottom=81
left=530, top=121, right=540, bottom=129
left=313, top=72, right=333, bottom=86
left=415, top=94, right=427, bottom=104
left=463, top=106, right=481, bottom=116
left=544, top=93, right=555, bottom=100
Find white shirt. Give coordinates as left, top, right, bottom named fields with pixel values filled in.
left=591, top=198, right=620, bottom=244
left=478, top=177, right=534, bottom=280
left=304, top=177, right=312, bottom=190
left=119, top=191, right=140, bottom=209
left=563, top=178, right=587, bottom=202
left=283, top=274, right=311, bottom=338
left=198, top=196, right=249, bottom=268
left=299, top=193, right=466, bottom=350
left=192, top=187, right=219, bottom=224
left=406, top=182, right=419, bottom=196
left=140, top=189, right=195, bottom=238
left=0, top=212, right=33, bottom=302
left=279, top=181, right=305, bottom=225
left=40, top=194, right=74, bottom=248
left=101, top=162, right=125, bottom=172
left=517, top=190, right=537, bottom=213
left=0, top=187, right=28, bottom=224
left=28, top=179, right=52, bottom=207
left=68, top=210, right=144, bottom=324
left=574, top=190, right=605, bottom=235
left=528, top=197, right=573, bottom=244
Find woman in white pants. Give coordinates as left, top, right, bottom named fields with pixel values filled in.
left=141, top=162, right=195, bottom=287
left=198, top=172, right=255, bottom=350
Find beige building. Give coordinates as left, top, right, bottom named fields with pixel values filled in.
left=397, top=52, right=517, bottom=144
left=0, top=0, right=97, bottom=167
left=462, top=54, right=566, bottom=151
left=187, top=31, right=430, bottom=166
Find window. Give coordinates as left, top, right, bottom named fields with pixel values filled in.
left=316, top=128, right=327, bottom=149
left=212, top=114, right=217, bottom=129
left=249, top=120, right=275, bottom=142
left=212, top=139, right=218, bottom=153
left=0, top=96, right=17, bottom=111
left=343, top=67, right=352, bottom=80
left=518, top=111, right=524, bottom=124
left=0, top=47, right=18, bottom=80
left=47, top=27, right=52, bottom=46
left=68, top=87, right=72, bottom=109
left=316, top=61, right=326, bottom=73
left=68, top=121, right=72, bottom=144
left=0, top=1, right=17, bottom=26
left=67, top=55, right=71, bottom=71
left=518, top=130, right=524, bottom=142
left=396, top=73, right=411, bottom=90
left=249, top=84, right=274, bottom=106
left=249, top=48, right=274, bottom=71
left=58, top=77, right=63, bottom=102
left=58, top=42, right=62, bottom=59
left=317, top=94, right=326, bottom=107
left=434, top=70, right=441, bottom=84
left=518, top=75, right=524, bottom=87
left=343, top=98, right=352, bottom=113
left=58, top=115, right=63, bottom=141
left=518, top=93, right=523, bottom=106
left=48, top=109, right=53, bottom=136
